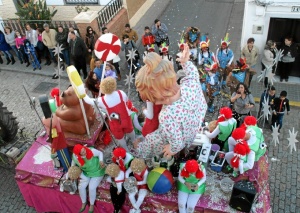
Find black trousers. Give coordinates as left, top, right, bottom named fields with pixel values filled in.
left=110, top=184, right=126, bottom=213
left=112, top=62, right=121, bottom=74
left=72, top=55, right=87, bottom=77
left=280, top=62, right=294, bottom=80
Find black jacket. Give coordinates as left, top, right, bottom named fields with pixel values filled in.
left=56, top=30, right=69, bottom=49
left=271, top=97, right=290, bottom=113
left=281, top=42, right=298, bottom=58
left=70, top=37, right=87, bottom=57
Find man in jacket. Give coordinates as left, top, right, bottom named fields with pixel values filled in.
left=69, top=31, right=87, bottom=79
left=42, top=23, right=58, bottom=65
left=280, top=36, right=298, bottom=82
left=122, top=23, right=138, bottom=43
left=56, top=26, right=70, bottom=66
left=151, top=19, right=169, bottom=49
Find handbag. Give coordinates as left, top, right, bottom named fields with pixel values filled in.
left=62, top=179, right=77, bottom=192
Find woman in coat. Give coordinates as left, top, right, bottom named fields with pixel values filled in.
left=0, top=30, right=15, bottom=65
left=261, top=40, right=276, bottom=88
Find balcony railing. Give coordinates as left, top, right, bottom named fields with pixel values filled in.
left=0, top=19, right=78, bottom=36
left=97, top=0, right=123, bottom=30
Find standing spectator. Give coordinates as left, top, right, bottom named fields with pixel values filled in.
left=230, top=83, right=255, bottom=127
left=25, top=23, right=38, bottom=56
left=4, top=26, right=19, bottom=63
left=261, top=40, right=276, bottom=88
left=142, top=26, right=155, bottom=48
left=280, top=36, right=298, bottom=82
left=152, top=19, right=169, bottom=49
left=69, top=31, right=88, bottom=79
left=67, top=26, right=80, bottom=43
left=258, top=85, right=276, bottom=123
left=36, top=28, right=51, bottom=65
left=122, top=23, right=138, bottom=43
left=56, top=25, right=70, bottom=66
left=15, top=30, right=29, bottom=67
left=121, top=34, right=139, bottom=76
left=85, top=26, right=98, bottom=66
left=0, top=30, right=15, bottom=65
left=271, top=90, right=290, bottom=132
left=242, top=38, right=259, bottom=86
left=42, top=23, right=57, bottom=65
left=104, top=63, right=117, bottom=79
left=93, top=59, right=104, bottom=80
left=24, top=39, right=41, bottom=71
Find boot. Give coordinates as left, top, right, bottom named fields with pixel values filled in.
left=117, top=73, right=121, bottom=81
left=26, top=62, right=30, bottom=67
left=6, top=58, right=11, bottom=65
left=0, top=56, right=3, bottom=64
left=11, top=56, right=16, bottom=65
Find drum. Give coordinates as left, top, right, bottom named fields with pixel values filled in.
left=124, top=176, right=138, bottom=194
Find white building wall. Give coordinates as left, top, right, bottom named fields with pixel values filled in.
left=241, top=0, right=300, bottom=54
left=0, top=0, right=18, bottom=19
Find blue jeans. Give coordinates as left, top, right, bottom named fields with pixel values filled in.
left=2, top=50, right=13, bottom=60
left=271, top=113, right=284, bottom=129
left=61, top=48, right=70, bottom=66
left=11, top=45, right=24, bottom=61
left=48, top=48, right=57, bottom=63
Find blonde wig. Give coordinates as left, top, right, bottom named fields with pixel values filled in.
left=100, top=77, right=117, bottom=94
left=68, top=166, right=82, bottom=179
left=208, top=120, right=218, bottom=132
left=105, top=163, right=120, bottom=178
left=135, top=52, right=180, bottom=103
left=130, top=158, right=147, bottom=173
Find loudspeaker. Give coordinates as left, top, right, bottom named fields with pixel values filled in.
left=39, top=95, right=52, bottom=119
left=229, top=180, right=256, bottom=213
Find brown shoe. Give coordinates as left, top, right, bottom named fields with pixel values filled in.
left=117, top=73, right=121, bottom=81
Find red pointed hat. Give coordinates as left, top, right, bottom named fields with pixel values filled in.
left=113, top=147, right=126, bottom=159
left=244, top=116, right=257, bottom=126
left=231, top=128, right=246, bottom=140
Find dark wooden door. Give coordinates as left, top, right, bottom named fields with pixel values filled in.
left=267, top=18, right=300, bottom=77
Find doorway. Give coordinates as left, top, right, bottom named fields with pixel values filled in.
left=267, top=18, right=300, bottom=77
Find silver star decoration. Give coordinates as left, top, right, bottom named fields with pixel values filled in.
left=54, top=67, right=64, bottom=76
left=126, top=49, right=137, bottom=61
left=258, top=96, right=271, bottom=121
left=124, top=73, right=135, bottom=85
left=52, top=44, right=64, bottom=56
left=271, top=123, right=280, bottom=147
left=257, top=70, right=265, bottom=83
left=287, top=128, right=298, bottom=153
left=273, top=48, right=284, bottom=67
left=265, top=68, right=276, bottom=85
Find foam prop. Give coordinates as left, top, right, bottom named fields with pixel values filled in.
left=52, top=44, right=64, bottom=91
left=94, top=33, right=121, bottom=95
left=66, top=65, right=90, bottom=137
left=287, top=128, right=298, bottom=153
left=271, top=123, right=280, bottom=147
left=126, top=49, right=138, bottom=99
left=147, top=167, right=174, bottom=194
left=257, top=96, right=271, bottom=128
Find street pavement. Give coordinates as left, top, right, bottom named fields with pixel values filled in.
left=0, top=0, right=299, bottom=212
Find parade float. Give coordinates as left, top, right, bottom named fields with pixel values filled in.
left=13, top=34, right=272, bottom=213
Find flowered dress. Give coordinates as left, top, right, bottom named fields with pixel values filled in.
left=136, top=61, right=207, bottom=158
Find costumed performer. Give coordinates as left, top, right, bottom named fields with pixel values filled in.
left=204, top=107, right=236, bottom=151
left=134, top=44, right=207, bottom=158
left=125, top=158, right=149, bottom=213
left=216, top=33, right=234, bottom=86
left=71, top=144, right=105, bottom=213
left=112, top=147, right=134, bottom=172
left=106, top=163, right=126, bottom=213
left=198, top=35, right=215, bottom=67
left=204, top=62, right=220, bottom=113
left=184, top=27, right=201, bottom=60
left=225, top=128, right=253, bottom=177
left=178, top=159, right=206, bottom=213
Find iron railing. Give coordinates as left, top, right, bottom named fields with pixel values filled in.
left=97, top=0, right=123, bottom=30
left=0, top=19, right=78, bottom=35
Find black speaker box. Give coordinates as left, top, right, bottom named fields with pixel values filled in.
left=229, top=180, right=257, bottom=213
left=39, top=95, right=52, bottom=119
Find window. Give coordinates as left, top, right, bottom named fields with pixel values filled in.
left=65, top=0, right=98, bottom=4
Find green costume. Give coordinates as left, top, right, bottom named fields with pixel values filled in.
left=130, top=112, right=142, bottom=136
left=218, top=121, right=236, bottom=151
left=177, top=164, right=206, bottom=194
left=247, top=126, right=266, bottom=161
left=72, top=152, right=105, bottom=178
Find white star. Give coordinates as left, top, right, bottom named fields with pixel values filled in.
left=124, top=73, right=135, bottom=85
left=257, top=70, right=265, bottom=82
left=287, top=128, right=298, bottom=153
left=265, top=69, right=276, bottom=85
left=258, top=96, right=271, bottom=122
left=271, top=123, right=280, bottom=147
left=52, top=44, right=64, bottom=56
left=273, top=49, right=284, bottom=67
left=126, top=49, right=137, bottom=61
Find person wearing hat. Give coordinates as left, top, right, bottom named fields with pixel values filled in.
left=204, top=62, right=220, bottom=113
left=176, top=38, right=185, bottom=70
left=271, top=90, right=290, bottom=132
left=159, top=42, right=173, bottom=63
left=112, top=147, right=134, bottom=172
left=152, top=19, right=169, bottom=50
left=177, top=159, right=206, bottom=213
left=71, top=144, right=105, bottom=213
left=184, top=27, right=200, bottom=60
left=198, top=35, right=215, bottom=68
left=122, top=23, right=138, bottom=43
left=42, top=23, right=58, bottom=65
left=216, top=33, right=234, bottom=86
left=204, top=107, right=237, bottom=151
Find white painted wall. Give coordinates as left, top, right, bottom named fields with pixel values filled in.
left=46, top=0, right=64, bottom=5
left=241, top=0, right=300, bottom=54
